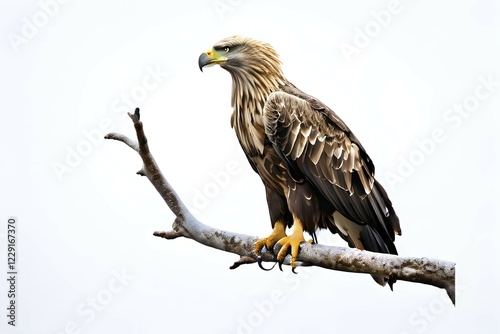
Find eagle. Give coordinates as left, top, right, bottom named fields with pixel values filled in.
left=198, top=36, right=401, bottom=287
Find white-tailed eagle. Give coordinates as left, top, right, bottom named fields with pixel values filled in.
left=199, top=36, right=401, bottom=287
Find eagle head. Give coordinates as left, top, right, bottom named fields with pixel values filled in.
left=198, top=35, right=283, bottom=79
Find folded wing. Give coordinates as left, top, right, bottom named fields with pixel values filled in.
left=263, top=87, right=401, bottom=257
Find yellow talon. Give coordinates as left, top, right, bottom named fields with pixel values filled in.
left=255, top=220, right=287, bottom=254
left=276, top=218, right=306, bottom=268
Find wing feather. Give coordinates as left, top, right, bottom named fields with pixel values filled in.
left=283, top=120, right=300, bottom=155
left=263, top=88, right=401, bottom=246
left=309, top=138, right=325, bottom=165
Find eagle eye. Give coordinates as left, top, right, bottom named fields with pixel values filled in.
left=224, top=47, right=230, bottom=53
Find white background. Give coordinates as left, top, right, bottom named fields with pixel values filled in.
left=1, top=0, right=499, bottom=333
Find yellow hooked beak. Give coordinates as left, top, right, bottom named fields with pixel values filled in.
left=198, top=49, right=228, bottom=71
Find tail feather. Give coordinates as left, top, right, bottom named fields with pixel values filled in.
left=330, top=211, right=398, bottom=288
left=359, top=225, right=397, bottom=289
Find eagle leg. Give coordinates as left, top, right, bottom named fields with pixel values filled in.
left=276, top=218, right=308, bottom=270
left=255, top=220, right=287, bottom=255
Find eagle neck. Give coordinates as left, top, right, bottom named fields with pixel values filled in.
left=229, top=69, right=286, bottom=157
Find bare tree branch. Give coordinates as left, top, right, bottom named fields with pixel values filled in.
left=105, top=108, right=456, bottom=304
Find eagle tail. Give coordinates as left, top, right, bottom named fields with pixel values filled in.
left=359, top=225, right=397, bottom=289
left=329, top=211, right=398, bottom=289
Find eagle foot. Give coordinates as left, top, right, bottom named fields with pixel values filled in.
left=254, top=221, right=287, bottom=256
left=276, top=231, right=307, bottom=270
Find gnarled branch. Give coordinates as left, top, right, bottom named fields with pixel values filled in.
left=105, top=108, right=456, bottom=304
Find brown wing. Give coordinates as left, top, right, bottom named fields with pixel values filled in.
left=263, top=87, right=401, bottom=252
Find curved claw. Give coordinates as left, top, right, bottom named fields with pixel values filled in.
left=277, top=259, right=299, bottom=274
left=257, top=256, right=277, bottom=271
